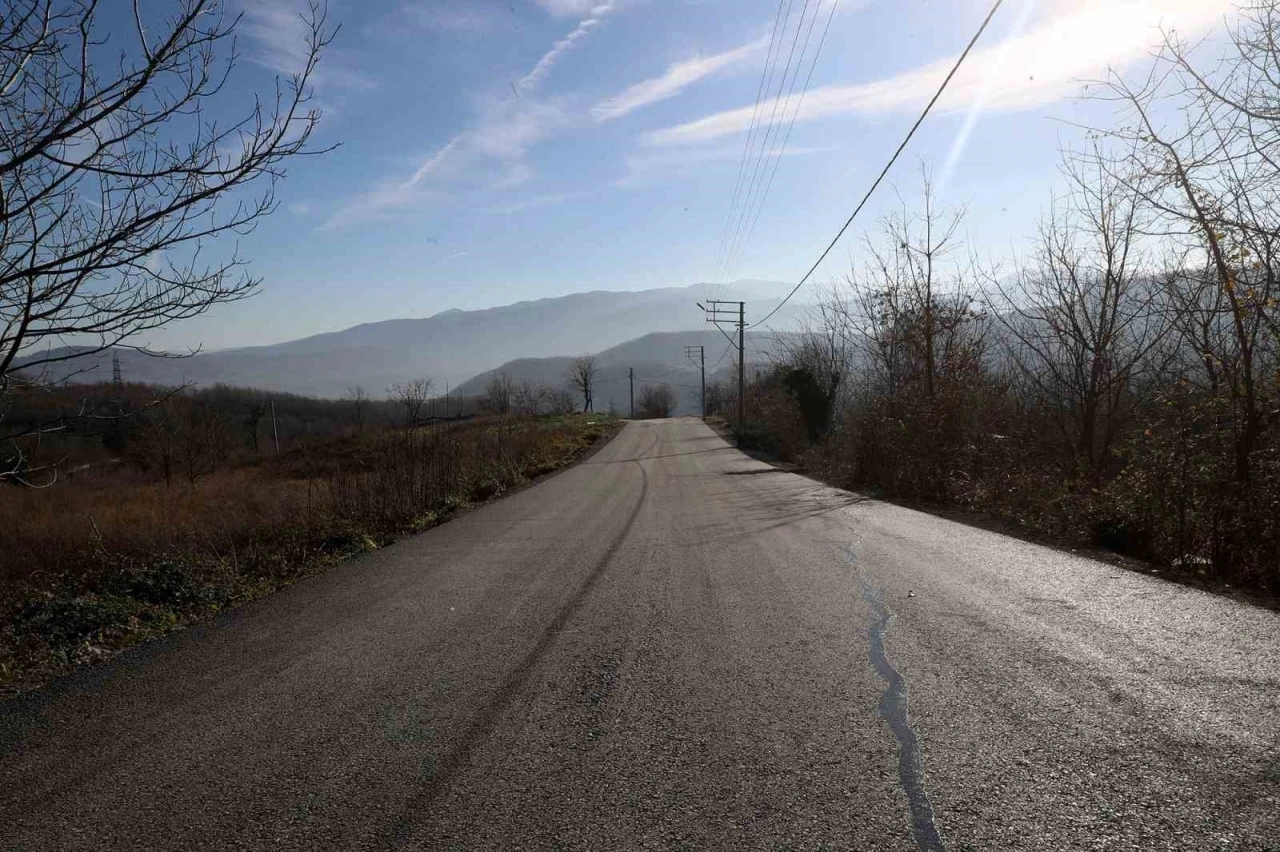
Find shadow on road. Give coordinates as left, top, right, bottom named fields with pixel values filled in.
left=588, top=446, right=735, bottom=465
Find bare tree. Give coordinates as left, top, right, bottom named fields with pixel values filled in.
left=778, top=289, right=857, bottom=440
left=177, top=397, right=231, bottom=484
left=245, top=401, right=267, bottom=453
left=846, top=172, right=987, bottom=406
left=1098, top=7, right=1280, bottom=486
left=388, top=378, right=431, bottom=426
left=544, top=386, right=576, bottom=416
left=485, top=370, right=514, bottom=415
left=513, top=378, right=545, bottom=417
left=0, top=0, right=334, bottom=480
left=345, top=385, right=368, bottom=434
left=565, top=354, right=597, bottom=412
left=992, top=147, right=1170, bottom=480
left=134, top=398, right=181, bottom=487
left=705, top=380, right=732, bottom=417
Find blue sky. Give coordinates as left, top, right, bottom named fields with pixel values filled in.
left=141, top=0, right=1238, bottom=350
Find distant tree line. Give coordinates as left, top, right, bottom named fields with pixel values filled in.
left=482, top=371, right=578, bottom=417
left=1, top=380, right=486, bottom=485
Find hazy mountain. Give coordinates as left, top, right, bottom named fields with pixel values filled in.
left=18, top=280, right=809, bottom=398
left=455, top=330, right=795, bottom=417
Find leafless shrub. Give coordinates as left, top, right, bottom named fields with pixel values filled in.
left=543, top=387, right=577, bottom=416
left=638, top=383, right=676, bottom=418
left=345, top=386, right=368, bottom=435
left=388, top=378, right=432, bottom=426
left=485, top=371, right=515, bottom=415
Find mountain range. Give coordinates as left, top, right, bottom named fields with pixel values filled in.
left=20, top=280, right=808, bottom=399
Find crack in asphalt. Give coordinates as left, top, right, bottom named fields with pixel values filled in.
left=857, top=565, right=947, bottom=852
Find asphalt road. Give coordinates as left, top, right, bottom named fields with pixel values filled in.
left=2, top=418, right=1278, bottom=851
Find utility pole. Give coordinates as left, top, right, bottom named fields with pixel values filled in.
left=698, top=300, right=746, bottom=442
left=270, top=398, right=280, bottom=454
left=628, top=367, right=634, bottom=419
left=684, top=344, right=705, bottom=419
left=737, top=301, right=745, bottom=438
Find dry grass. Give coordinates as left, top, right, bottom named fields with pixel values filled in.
left=0, top=414, right=618, bottom=691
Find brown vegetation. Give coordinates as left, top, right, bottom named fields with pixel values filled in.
left=0, top=393, right=617, bottom=690
left=707, top=4, right=1280, bottom=593
left=0, top=0, right=333, bottom=482
left=637, top=383, right=677, bottom=419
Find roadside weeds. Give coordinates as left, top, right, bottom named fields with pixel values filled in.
left=0, top=415, right=622, bottom=694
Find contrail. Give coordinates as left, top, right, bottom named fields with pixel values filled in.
left=937, top=0, right=1038, bottom=199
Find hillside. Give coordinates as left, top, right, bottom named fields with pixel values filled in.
left=18, top=281, right=808, bottom=399
left=455, top=330, right=793, bottom=416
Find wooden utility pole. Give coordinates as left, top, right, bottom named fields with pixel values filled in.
left=628, top=367, right=634, bottom=419
left=737, top=301, right=745, bottom=438
left=684, top=344, right=705, bottom=419
left=699, top=300, right=745, bottom=442
left=270, top=398, right=280, bottom=454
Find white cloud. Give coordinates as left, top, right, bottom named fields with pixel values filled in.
left=614, top=143, right=837, bottom=188
left=322, top=99, right=568, bottom=229
left=645, top=0, right=1236, bottom=146
left=593, top=35, right=770, bottom=121
left=396, top=1, right=503, bottom=32
left=321, top=138, right=459, bottom=229
left=401, top=136, right=463, bottom=190
left=320, top=181, right=450, bottom=231
left=326, top=0, right=615, bottom=229
left=517, top=1, right=616, bottom=93
left=471, top=100, right=568, bottom=159
left=536, top=0, right=608, bottom=17
left=487, top=190, right=588, bottom=214
left=237, top=0, right=374, bottom=92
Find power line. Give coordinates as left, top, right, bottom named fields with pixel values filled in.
left=751, top=0, right=1006, bottom=330
left=710, top=338, right=735, bottom=369
left=723, top=0, right=818, bottom=282
left=710, top=320, right=737, bottom=348
left=729, top=0, right=839, bottom=281
left=635, top=378, right=703, bottom=390
left=712, top=0, right=791, bottom=302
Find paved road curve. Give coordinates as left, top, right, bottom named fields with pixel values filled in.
left=3, top=419, right=1278, bottom=850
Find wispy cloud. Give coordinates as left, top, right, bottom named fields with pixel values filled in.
left=536, top=0, right=605, bottom=17
left=614, top=143, right=837, bottom=188
left=592, top=35, right=770, bottom=121
left=367, top=0, right=532, bottom=37
left=319, top=134, right=464, bottom=230
left=401, top=136, right=464, bottom=190
left=517, top=1, right=616, bottom=93
left=645, top=0, right=1235, bottom=146
left=237, top=0, right=374, bottom=92
left=392, top=0, right=503, bottom=32
left=324, top=0, right=606, bottom=231
left=487, top=189, right=590, bottom=214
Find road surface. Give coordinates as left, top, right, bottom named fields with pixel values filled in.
left=2, top=418, right=1277, bottom=850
